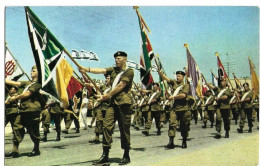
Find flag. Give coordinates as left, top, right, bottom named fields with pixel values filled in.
left=185, top=44, right=206, bottom=98
left=71, top=49, right=83, bottom=59
left=5, top=46, right=25, bottom=81
left=81, top=50, right=99, bottom=61
left=216, top=52, right=228, bottom=85
left=67, top=76, right=83, bottom=100
left=25, top=7, right=64, bottom=99
left=232, top=73, right=242, bottom=90
left=127, top=60, right=140, bottom=70
left=156, top=54, right=168, bottom=97
left=211, top=71, right=218, bottom=87
left=56, top=58, right=74, bottom=108
left=135, top=8, right=154, bottom=89
left=72, top=49, right=99, bottom=61
left=248, top=57, right=259, bottom=96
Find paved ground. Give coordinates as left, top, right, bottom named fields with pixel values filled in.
left=4, top=117, right=259, bottom=166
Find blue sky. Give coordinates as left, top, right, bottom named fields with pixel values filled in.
left=5, top=6, right=259, bottom=83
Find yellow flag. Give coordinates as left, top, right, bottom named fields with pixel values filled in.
left=248, top=57, right=259, bottom=96
left=56, top=58, right=74, bottom=108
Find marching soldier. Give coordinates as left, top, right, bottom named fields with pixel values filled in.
left=202, top=90, right=215, bottom=128
left=159, top=70, right=190, bottom=149
left=5, top=86, right=19, bottom=128
left=230, top=90, right=240, bottom=125
left=5, top=65, right=43, bottom=157
left=207, top=78, right=231, bottom=139
left=79, top=51, right=134, bottom=165
left=237, top=83, right=255, bottom=133
left=88, top=74, right=111, bottom=144
left=141, top=82, right=162, bottom=136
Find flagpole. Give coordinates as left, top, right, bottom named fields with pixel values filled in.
left=153, top=54, right=170, bottom=95
left=5, top=43, right=31, bottom=81
left=64, top=49, right=103, bottom=95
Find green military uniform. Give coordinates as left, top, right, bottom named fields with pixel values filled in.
left=239, top=90, right=254, bottom=130
left=144, top=90, right=161, bottom=134
left=203, top=95, right=216, bottom=127
left=140, top=95, right=150, bottom=127
left=41, top=109, right=51, bottom=133
left=161, top=99, right=171, bottom=124
left=230, top=95, right=239, bottom=125
left=102, top=66, right=134, bottom=149
left=190, top=97, right=198, bottom=124
left=90, top=84, right=111, bottom=143
left=5, top=93, right=19, bottom=128
left=168, top=79, right=190, bottom=138
left=13, top=81, right=42, bottom=146
left=197, top=98, right=204, bottom=120
left=214, top=87, right=231, bottom=137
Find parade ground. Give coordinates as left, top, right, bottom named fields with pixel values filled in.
left=4, top=117, right=259, bottom=166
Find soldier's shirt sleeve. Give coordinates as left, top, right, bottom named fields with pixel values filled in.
left=105, top=67, right=113, bottom=75
left=120, top=68, right=134, bottom=83
left=182, top=84, right=190, bottom=95
left=28, top=83, right=41, bottom=94
left=19, top=81, right=28, bottom=88
left=169, top=79, right=175, bottom=86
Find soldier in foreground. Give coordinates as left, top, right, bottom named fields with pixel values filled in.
left=79, top=51, right=134, bottom=165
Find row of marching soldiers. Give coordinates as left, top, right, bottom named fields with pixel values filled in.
left=4, top=53, right=259, bottom=165
left=131, top=69, right=259, bottom=148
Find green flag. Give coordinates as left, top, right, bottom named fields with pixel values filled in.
left=25, top=7, right=65, bottom=99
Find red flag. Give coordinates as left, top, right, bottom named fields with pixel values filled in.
left=67, top=76, right=83, bottom=100
left=217, top=55, right=228, bottom=79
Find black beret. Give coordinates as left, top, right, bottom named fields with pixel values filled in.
left=176, top=71, right=186, bottom=76
left=114, top=51, right=127, bottom=58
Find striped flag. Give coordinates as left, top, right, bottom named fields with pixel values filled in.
left=135, top=8, right=154, bottom=90
left=25, top=7, right=65, bottom=100
left=211, top=71, right=218, bottom=87
left=216, top=52, right=228, bottom=85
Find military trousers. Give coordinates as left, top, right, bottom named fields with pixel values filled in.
left=64, top=111, right=80, bottom=130
left=145, top=111, right=161, bottom=130
left=41, top=109, right=51, bottom=132
left=215, top=108, right=230, bottom=132
left=94, top=108, right=105, bottom=134
left=50, top=113, right=62, bottom=134
left=168, top=110, right=190, bottom=138
left=103, top=104, right=131, bottom=149
left=231, top=108, right=239, bottom=121
left=142, top=111, right=149, bottom=126
left=203, top=110, right=215, bottom=124
left=13, top=112, right=41, bottom=144
left=239, top=108, right=253, bottom=129
left=5, top=113, right=18, bottom=128
left=134, top=109, right=143, bottom=128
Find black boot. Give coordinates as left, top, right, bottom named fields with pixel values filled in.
left=202, top=122, right=207, bottom=128
left=56, top=132, right=61, bottom=141
left=142, top=130, right=149, bottom=136
left=195, top=119, right=197, bottom=125
left=210, top=123, right=214, bottom=128
left=248, top=127, right=252, bottom=133
left=157, top=128, right=161, bottom=135
left=237, top=127, right=243, bottom=133
left=214, top=132, right=221, bottom=139
left=182, top=137, right=187, bottom=149
left=28, top=141, right=40, bottom=157
left=5, top=151, right=19, bottom=158
left=165, top=136, right=175, bottom=149
left=225, top=131, right=229, bottom=138
left=41, top=131, right=47, bottom=142
left=119, top=149, right=130, bottom=165
left=93, top=147, right=110, bottom=164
